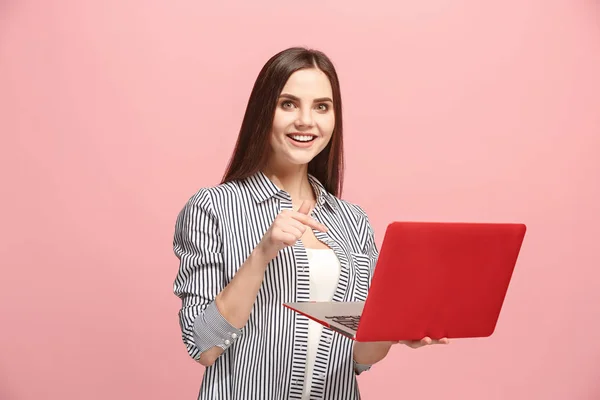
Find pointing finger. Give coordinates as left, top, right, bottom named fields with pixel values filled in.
left=292, top=213, right=328, bottom=232
left=297, top=200, right=311, bottom=215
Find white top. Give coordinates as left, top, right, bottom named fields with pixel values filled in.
left=302, top=248, right=341, bottom=399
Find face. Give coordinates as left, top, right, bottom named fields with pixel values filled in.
left=268, top=68, right=335, bottom=168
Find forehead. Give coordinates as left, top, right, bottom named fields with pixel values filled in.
left=280, top=68, right=333, bottom=98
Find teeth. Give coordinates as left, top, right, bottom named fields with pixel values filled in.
left=290, top=135, right=315, bottom=142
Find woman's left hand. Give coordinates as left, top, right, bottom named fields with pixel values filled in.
left=353, top=337, right=449, bottom=365
left=395, top=336, right=450, bottom=349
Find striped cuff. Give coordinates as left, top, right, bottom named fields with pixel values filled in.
left=193, top=301, right=242, bottom=353
left=353, top=360, right=372, bottom=375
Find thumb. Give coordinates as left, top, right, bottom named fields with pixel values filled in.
left=298, top=200, right=311, bottom=215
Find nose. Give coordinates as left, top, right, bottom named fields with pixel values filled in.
left=295, top=108, right=314, bottom=128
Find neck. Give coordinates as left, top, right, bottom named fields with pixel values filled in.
left=263, top=160, right=315, bottom=204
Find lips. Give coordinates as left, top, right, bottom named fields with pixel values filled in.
left=286, top=133, right=317, bottom=143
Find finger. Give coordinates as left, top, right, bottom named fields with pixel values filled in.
left=279, top=232, right=299, bottom=246
left=420, top=337, right=432, bottom=345
left=399, top=340, right=421, bottom=349
left=284, top=217, right=309, bottom=235
left=297, top=200, right=312, bottom=215
left=290, top=213, right=328, bottom=232
left=280, top=225, right=304, bottom=240
left=428, top=337, right=449, bottom=345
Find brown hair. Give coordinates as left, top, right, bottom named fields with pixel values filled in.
left=221, top=47, right=344, bottom=197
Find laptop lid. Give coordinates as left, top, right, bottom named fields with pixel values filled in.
left=355, top=221, right=526, bottom=342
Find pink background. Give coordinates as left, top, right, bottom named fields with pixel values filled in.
left=1, top=1, right=599, bottom=399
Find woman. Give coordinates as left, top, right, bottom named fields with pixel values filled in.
left=173, top=47, right=448, bottom=400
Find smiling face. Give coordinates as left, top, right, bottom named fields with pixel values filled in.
left=267, top=68, right=335, bottom=169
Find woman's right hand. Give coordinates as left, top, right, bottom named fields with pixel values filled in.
left=256, top=200, right=328, bottom=262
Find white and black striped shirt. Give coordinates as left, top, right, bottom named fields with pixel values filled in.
left=173, top=171, right=379, bottom=400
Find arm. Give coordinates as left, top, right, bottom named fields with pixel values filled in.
left=353, top=341, right=394, bottom=366
left=350, top=207, right=449, bottom=370
left=174, top=194, right=326, bottom=367
left=351, top=207, right=390, bottom=371
left=210, top=201, right=327, bottom=350
left=206, top=248, right=272, bottom=364
left=354, top=337, right=448, bottom=367
left=173, top=190, right=271, bottom=367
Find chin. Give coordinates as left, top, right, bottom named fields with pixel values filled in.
left=268, top=138, right=327, bottom=168
left=284, top=153, right=316, bottom=166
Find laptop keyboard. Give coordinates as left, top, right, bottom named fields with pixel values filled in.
left=326, top=315, right=361, bottom=331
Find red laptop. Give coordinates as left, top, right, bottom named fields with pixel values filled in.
left=283, top=221, right=527, bottom=342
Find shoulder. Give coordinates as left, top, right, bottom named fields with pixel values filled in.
left=182, top=180, right=244, bottom=210
left=173, top=184, right=240, bottom=248
left=175, top=181, right=246, bottom=230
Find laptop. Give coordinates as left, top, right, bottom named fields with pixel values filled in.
left=283, top=221, right=527, bottom=342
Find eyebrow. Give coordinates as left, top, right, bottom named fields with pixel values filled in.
left=279, top=93, right=333, bottom=103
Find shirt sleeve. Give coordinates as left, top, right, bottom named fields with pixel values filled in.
left=353, top=205, right=381, bottom=374
left=359, top=205, right=380, bottom=286
left=172, top=189, right=241, bottom=361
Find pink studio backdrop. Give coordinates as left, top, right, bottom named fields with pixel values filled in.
left=1, top=1, right=599, bottom=399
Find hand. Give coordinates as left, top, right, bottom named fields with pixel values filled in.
left=395, top=337, right=450, bottom=349
left=255, top=200, right=328, bottom=262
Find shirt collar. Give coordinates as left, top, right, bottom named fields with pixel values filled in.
left=245, top=171, right=338, bottom=211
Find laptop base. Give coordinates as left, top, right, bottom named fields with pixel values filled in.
left=283, top=301, right=364, bottom=340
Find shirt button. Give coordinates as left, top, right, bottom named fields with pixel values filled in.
left=231, top=333, right=237, bottom=339
left=224, top=339, right=231, bottom=346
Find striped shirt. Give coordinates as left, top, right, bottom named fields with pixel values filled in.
left=173, top=171, right=379, bottom=400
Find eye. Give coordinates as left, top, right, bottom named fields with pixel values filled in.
left=281, top=100, right=296, bottom=109
left=316, top=103, right=329, bottom=112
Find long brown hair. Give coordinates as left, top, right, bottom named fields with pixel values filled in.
left=221, top=47, right=344, bottom=197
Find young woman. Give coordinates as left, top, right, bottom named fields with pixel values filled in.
left=173, top=47, right=448, bottom=400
